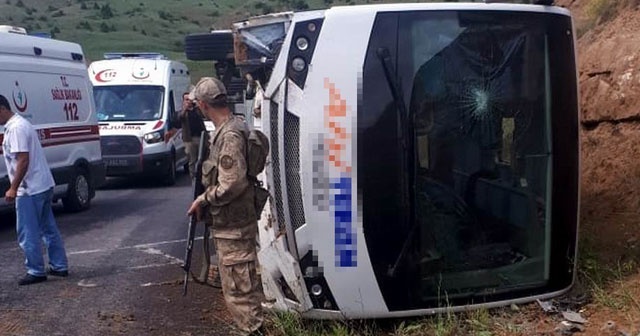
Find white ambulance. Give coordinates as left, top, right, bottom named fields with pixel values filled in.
left=0, top=29, right=104, bottom=212
left=88, top=53, right=190, bottom=185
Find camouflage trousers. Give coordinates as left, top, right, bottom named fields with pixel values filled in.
left=214, top=237, right=264, bottom=334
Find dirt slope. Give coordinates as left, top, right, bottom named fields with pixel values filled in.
left=575, top=3, right=640, bottom=261
left=553, top=1, right=640, bottom=334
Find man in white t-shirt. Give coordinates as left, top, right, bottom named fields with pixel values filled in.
left=0, top=94, right=69, bottom=286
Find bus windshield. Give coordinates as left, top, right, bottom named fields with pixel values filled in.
left=359, top=10, right=578, bottom=310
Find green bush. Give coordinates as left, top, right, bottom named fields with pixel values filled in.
left=585, top=0, right=616, bottom=23
left=100, top=3, right=113, bottom=19
left=77, top=21, right=93, bottom=31
left=99, top=21, right=109, bottom=32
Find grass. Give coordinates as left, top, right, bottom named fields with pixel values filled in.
left=585, top=0, right=617, bottom=25
left=260, top=232, right=640, bottom=336
left=578, top=234, right=640, bottom=312
left=2, top=0, right=451, bottom=82
left=266, top=312, right=369, bottom=336
left=265, top=309, right=500, bottom=336
left=2, top=0, right=239, bottom=79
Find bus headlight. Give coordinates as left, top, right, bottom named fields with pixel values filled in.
left=310, top=284, right=323, bottom=297
left=143, top=130, right=164, bottom=144
left=296, top=37, right=309, bottom=51
left=307, top=22, right=316, bottom=32
left=291, top=57, right=306, bottom=72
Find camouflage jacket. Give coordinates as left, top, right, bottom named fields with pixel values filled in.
left=196, top=116, right=257, bottom=240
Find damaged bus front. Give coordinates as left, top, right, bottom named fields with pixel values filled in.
left=196, top=1, right=580, bottom=319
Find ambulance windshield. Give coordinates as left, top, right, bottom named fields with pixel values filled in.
left=94, top=85, right=165, bottom=121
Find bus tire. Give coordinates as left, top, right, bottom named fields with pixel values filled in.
left=184, top=32, right=234, bottom=61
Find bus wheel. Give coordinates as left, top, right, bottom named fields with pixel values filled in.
left=63, top=168, right=91, bottom=212
left=184, top=32, right=234, bottom=61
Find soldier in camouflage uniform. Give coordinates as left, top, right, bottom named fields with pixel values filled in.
left=187, top=77, right=264, bottom=335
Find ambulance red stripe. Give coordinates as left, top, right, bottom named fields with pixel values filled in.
left=0, top=125, right=100, bottom=154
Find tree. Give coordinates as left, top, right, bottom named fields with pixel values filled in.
left=77, top=21, right=93, bottom=31
left=50, top=26, right=60, bottom=37
left=158, top=10, right=174, bottom=22
left=93, top=2, right=99, bottom=10
left=80, top=2, right=88, bottom=9
left=15, top=0, right=24, bottom=7
left=254, top=2, right=274, bottom=15
left=99, top=21, right=109, bottom=32
left=291, top=0, right=309, bottom=10
left=100, top=4, right=114, bottom=19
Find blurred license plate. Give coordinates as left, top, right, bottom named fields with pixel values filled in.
left=106, top=159, right=132, bottom=167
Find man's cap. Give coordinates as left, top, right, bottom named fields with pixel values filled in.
left=193, top=77, right=227, bottom=103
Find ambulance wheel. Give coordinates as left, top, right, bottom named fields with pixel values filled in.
left=63, top=168, right=91, bottom=212
left=164, top=153, right=177, bottom=186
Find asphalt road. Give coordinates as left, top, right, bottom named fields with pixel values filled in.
left=0, top=173, right=236, bottom=336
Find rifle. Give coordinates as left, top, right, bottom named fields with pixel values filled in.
left=182, top=131, right=210, bottom=296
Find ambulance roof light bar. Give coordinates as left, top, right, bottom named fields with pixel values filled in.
left=0, top=25, right=27, bottom=34
left=103, top=52, right=167, bottom=60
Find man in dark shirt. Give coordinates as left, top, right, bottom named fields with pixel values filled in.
left=180, top=89, right=207, bottom=178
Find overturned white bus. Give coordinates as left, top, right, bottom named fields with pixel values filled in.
left=186, top=1, right=579, bottom=319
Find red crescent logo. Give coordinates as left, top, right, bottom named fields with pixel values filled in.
left=12, top=88, right=28, bottom=113
left=132, top=68, right=150, bottom=79
left=95, top=69, right=117, bottom=82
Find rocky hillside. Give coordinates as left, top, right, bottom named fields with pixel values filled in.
left=555, top=1, right=640, bottom=334
left=561, top=0, right=640, bottom=259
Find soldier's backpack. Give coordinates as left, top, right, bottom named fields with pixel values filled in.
left=245, top=129, right=270, bottom=218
